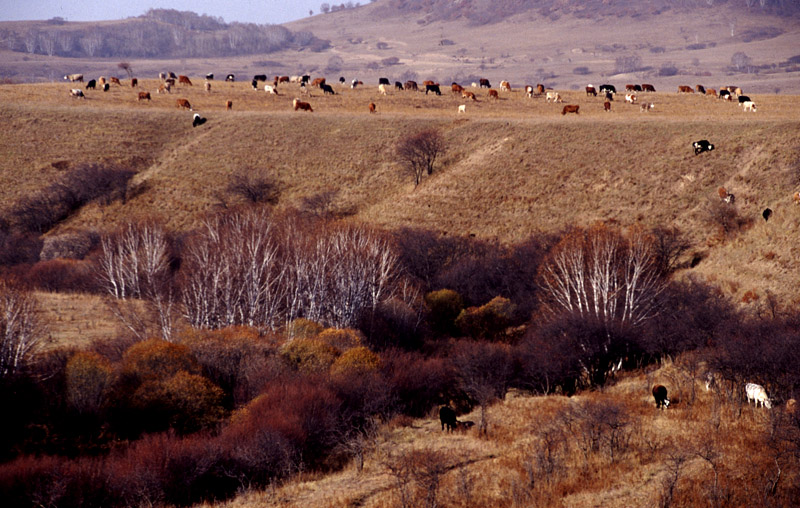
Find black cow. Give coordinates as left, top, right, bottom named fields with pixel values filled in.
left=439, top=406, right=457, bottom=432
left=102, top=83, right=110, bottom=92
left=85, top=79, right=96, bottom=90
left=253, top=74, right=268, bottom=82
left=763, top=208, right=772, bottom=222
left=192, top=113, right=207, bottom=128
left=321, top=83, right=335, bottom=95
left=599, top=84, right=616, bottom=94
left=225, top=74, right=235, bottom=82
left=737, top=95, right=751, bottom=105
left=719, top=89, right=731, bottom=100
left=301, top=75, right=310, bottom=85
left=251, top=79, right=258, bottom=89
left=693, top=140, right=715, bottom=155
left=653, top=385, right=670, bottom=409
left=425, top=84, right=442, bottom=95
left=634, top=84, right=643, bottom=92
left=205, top=73, right=214, bottom=80
left=379, top=77, right=390, bottom=85
left=339, top=76, right=346, bottom=84
left=395, top=81, right=403, bottom=90
left=169, top=72, right=177, bottom=79
left=479, top=78, right=491, bottom=88
left=605, top=91, right=614, bottom=101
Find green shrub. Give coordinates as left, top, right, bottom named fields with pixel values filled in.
left=285, top=318, right=324, bottom=339
left=281, top=338, right=339, bottom=373
left=331, top=347, right=381, bottom=377
left=122, top=339, right=200, bottom=382
left=455, top=296, right=516, bottom=340
left=66, top=351, right=114, bottom=415
left=425, top=289, right=464, bottom=336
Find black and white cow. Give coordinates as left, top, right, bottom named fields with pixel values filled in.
left=693, top=140, right=715, bottom=155
left=653, top=385, right=670, bottom=409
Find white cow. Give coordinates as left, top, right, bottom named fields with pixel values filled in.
left=546, top=91, right=561, bottom=103
left=525, top=85, right=534, bottom=98
left=264, top=84, right=277, bottom=94
left=378, top=84, right=388, bottom=95
left=745, top=383, right=772, bottom=408
left=458, top=104, right=466, bottom=114
left=742, top=101, right=757, bottom=112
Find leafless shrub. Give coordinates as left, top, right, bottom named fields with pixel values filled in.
left=39, top=231, right=98, bottom=261
left=703, top=199, right=751, bottom=239
left=7, top=164, right=135, bottom=233
left=298, top=190, right=340, bottom=220
left=226, top=170, right=280, bottom=205
left=561, top=398, right=635, bottom=464
left=396, top=130, right=446, bottom=188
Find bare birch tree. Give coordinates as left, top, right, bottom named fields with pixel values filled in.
left=0, top=280, right=45, bottom=378
left=97, top=222, right=176, bottom=340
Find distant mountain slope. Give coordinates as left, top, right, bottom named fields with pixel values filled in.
left=0, top=9, right=330, bottom=60
left=376, top=0, right=800, bottom=25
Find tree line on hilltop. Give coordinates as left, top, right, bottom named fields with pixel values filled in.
left=0, top=9, right=330, bottom=59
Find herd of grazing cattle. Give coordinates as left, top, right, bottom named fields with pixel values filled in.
left=59, top=71, right=761, bottom=125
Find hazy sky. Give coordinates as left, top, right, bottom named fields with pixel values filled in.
left=0, top=1, right=324, bottom=25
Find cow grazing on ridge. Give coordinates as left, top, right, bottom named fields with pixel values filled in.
left=64, top=73, right=83, bottom=82
left=653, top=385, right=670, bottom=409
left=110, top=77, right=121, bottom=85
left=745, top=383, right=772, bottom=408
left=226, top=74, right=235, bottom=82
left=599, top=84, right=616, bottom=94
left=562, top=104, right=580, bottom=115
left=85, top=79, right=96, bottom=90
left=404, top=80, right=418, bottom=91
left=138, top=91, right=151, bottom=101
left=604, top=101, right=611, bottom=112
left=293, top=98, right=313, bottom=112
left=693, top=140, right=714, bottom=155
left=425, top=84, right=442, bottom=95
left=176, top=98, right=192, bottom=110
left=718, top=186, right=735, bottom=204
left=678, top=85, right=694, bottom=93
left=585, top=85, right=597, bottom=96
left=641, top=83, right=656, bottom=92
left=226, top=100, right=233, bottom=110
left=178, top=75, right=192, bottom=86
left=479, top=78, right=491, bottom=88
left=500, top=80, right=511, bottom=91
left=368, top=102, right=376, bottom=113
left=192, top=113, right=207, bottom=128
left=69, top=88, right=85, bottom=99
left=742, top=101, right=757, bottom=112
left=439, top=406, right=457, bottom=432
left=488, top=89, right=499, bottom=99
left=458, top=104, right=466, bottom=114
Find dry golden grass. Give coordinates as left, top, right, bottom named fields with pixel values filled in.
left=3, top=81, right=800, bottom=343
left=206, top=359, right=798, bottom=508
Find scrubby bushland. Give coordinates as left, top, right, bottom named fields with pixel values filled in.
left=5, top=164, right=135, bottom=234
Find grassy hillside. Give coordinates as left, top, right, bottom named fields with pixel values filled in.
left=1, top=80, right=799, bottom=318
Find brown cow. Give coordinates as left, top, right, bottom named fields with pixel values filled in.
left=696, top=84, right=706, bottom=94
left=110, top=76, right=121, bottom=85
left=176, top=98, right=192, bottom=110
left=226, top=100, right=233, bottom=110
left=277, top=75, right=290, bottom=84
left=641, top=84, right=656, bottom=92
left=706, top=88, right=717, bottom=97
left=368, top=102, right=376, bottom=113
left=98, top=77, right=106, bottom=86
left=536, top=84, right=545, bottom=95
left=500, top=80, right=511, bottom=91
left=293, top=98, right=313, bottom=112
left=131, top=78, right=138, bottom=88
left=311, top=77, right=326, bottom=87
left=137, top=91, right=151, bottom=101
left=404, top=80, right=418, bottom=91
left=451, top=83, right=464, bottom=94
left=793, top=191, right=800, bottom=205
left=562, top=104, right=580, bottom=115
left=422, top=80, right=436, bottom=87
left=718, top=187, right=735, bottom=204
left=678, top=85, right=694, bottom=93
left=586, top=85, right=597, bottom=96
left=488, top=89, right=499, bottom=99
left=626, top=84, right=637, bottom=92
left=604, top=101, right=611, bottom=112
left=462, top=90, right=477, bottom=101
left=178, top=75, right=192, bottom=86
